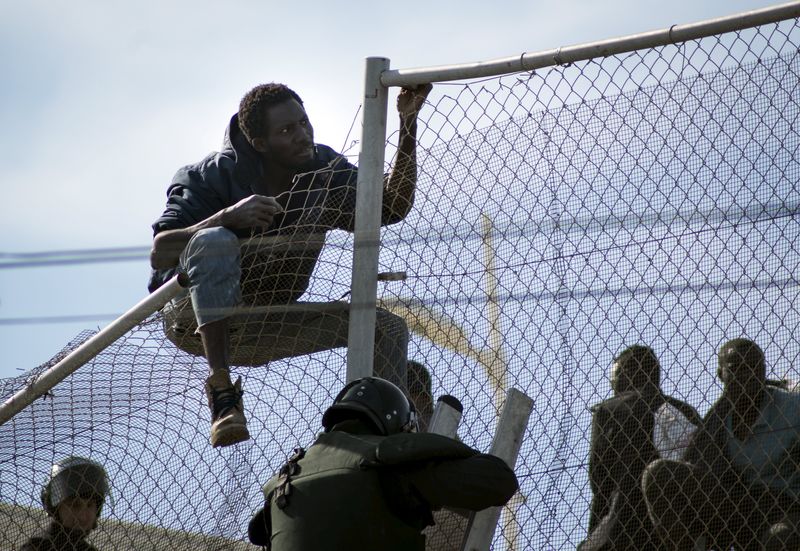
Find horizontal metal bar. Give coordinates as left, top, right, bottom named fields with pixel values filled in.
left=0, top=273, right=187, bottom=426
left=382, top=1, right=800, bottom=87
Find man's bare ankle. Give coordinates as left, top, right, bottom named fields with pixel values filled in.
left=207, top=368, right=232, bottom=386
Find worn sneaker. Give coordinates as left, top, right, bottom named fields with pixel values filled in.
left=205, top=375, right=250, bottom=448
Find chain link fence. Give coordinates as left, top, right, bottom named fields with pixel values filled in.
left=384, top=10, right=799, bottom=548
left=2, top=5, right=800, bottom=550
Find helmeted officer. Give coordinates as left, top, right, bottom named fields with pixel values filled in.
left=248, top=376, right=518, bottom=550
left=21, top=456, right=109, bottom=551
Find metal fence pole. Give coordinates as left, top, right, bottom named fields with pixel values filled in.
left=381, top=1, right=800, bottom=87
left=428, top=395, right=464, bottom=437
left=428, top=394, right=464, bottom=438
left=426, top=395, right=467, bottom=551
left=0, top=273, right=187, bottom=426
left=461, top=388, right=534, bottom=551
left=347, top=56, right=390, bottom=383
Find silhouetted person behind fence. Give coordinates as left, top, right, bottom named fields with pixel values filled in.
left=407, top=360, right=434, bottom=433
left=580, top=345, right=700, bottom=551
left=21, top=456, right=109, bottom=551
left=643, top=338, right=800, bottom=550
left=149, top=82, right=432, bottom=448
left=248, top=376, right=518, bottom=550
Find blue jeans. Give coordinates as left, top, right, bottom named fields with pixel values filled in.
left=161, top=227, right=409, bottom=388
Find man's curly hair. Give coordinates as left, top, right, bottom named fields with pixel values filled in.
left=238, top=83, right=304, bottom=143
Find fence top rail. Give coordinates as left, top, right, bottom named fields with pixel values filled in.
left=380, top=0, right=800, bottom=87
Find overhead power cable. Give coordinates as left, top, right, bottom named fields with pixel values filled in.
left=0, top=246, right=150, bottom=269
left=0, top=274, right=795, bottom=327
left=0, top=314, right=120, bottom=326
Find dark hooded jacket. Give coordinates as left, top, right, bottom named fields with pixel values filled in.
left=586, top=390, right=701, bottom=550
left=149, top=114, right=403, bottom=296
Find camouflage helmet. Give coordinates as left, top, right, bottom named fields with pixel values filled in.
left=322, top=377, right=416, bottom=435
left=41, top=456, right=109, bottom=517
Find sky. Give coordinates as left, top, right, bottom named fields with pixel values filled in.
left=0, top=0, right=785, bottom=380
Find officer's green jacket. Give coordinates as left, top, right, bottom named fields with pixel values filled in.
left=249, top=428, right=518, bottom=550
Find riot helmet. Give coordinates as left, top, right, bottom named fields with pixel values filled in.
left=41, top=456, right=109, bottom=518
left=321, top=377, right=416, bottom=435
left=610, top=345, right=661, bottom=395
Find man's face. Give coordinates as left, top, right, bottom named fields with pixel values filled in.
left=719, top=343, right=765, bottom=402
left=257, top=99, right=315, bottom=170
left=610, top=359, right=645, bottom=394
left=609, top=360, right=624, bottom=393
left=57, top=496, right=98, bottom=534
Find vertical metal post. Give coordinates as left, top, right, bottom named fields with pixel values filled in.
left=426, top=395, right=467, bottom=551
left=461, top=388, right=533, bottom=551
left=428, top=395, right=464, bottom=437
left=347, top=56, right=390, bottom=383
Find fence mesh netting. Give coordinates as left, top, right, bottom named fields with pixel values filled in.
left=3, top=10, right=800, bottom=551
